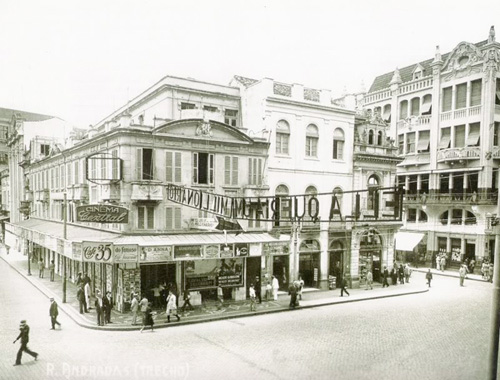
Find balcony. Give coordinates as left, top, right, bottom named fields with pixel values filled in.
left=397, top=115, right=432, bottom=129
left=404, top=192, right=497, bottom=206
left=131, top=181, right=164, bottom=201
left=242, top=184, right=269, bottom=198
left=440, top=105, right=482, bottom=122
left=436, top=147, right=480, bottom=163
left=70, top=184, right=89, bottom=201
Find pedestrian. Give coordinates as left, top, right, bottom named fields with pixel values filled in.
left=459, top=265, right=467, bottom=287
left=95, top=291, right=104, bottom=326
left=140, top=302, right=155, bottom=333
left=49, top=298, right=61, bottom=330
left=426, top=269, right=433, bottom=288
left=49, top=260, right=55, bottom=282
left=249, top=283, right=257, bottom=311
left=166, top=290, right=180, bottom=322
left=83, top=272, right=91, bottom=286
left=131, top=294, right=139, bottom=325
left=38, top=259, right=44, bottom=278
left=255, top=276, right=262, bottom=304
left=365, top=269, right=373, bottom=290
left=76, top=272, right=83, bottom=286
left=398, top=264, right=405, bottom=284
left=265, top=281, right=272, bottom=301
left=340, top=275, right=350, bottom=297
left=139, top=295, right=149, bottom=324
left=297, top=275, right=304, bottom=300
left=272, top=275, right=279, bottom=301
left=436, top=255, right=440, bottom=271
left=404, top=264, right=411, bottom=283
left=382, top=266, right=389, bottom=288
left=440, top=256, right=446, bottom=272
left=13, top=320, right=38, bottom=366
left=217, top=284, right=224, bottom=310
left=180, top=287, right=194, bottom=312
left=151, top=285, right=162, bottom=308
left=390, top=267, right=397, bottom=286
left=103, top=291, right=112, bottom=324
left=288, top=282, right=297, bottom=309
left=77, top=285, right=87, bottom=313
left=469, top=259, right=476, bottom=274
left=84, top=281, right=91, bottom=311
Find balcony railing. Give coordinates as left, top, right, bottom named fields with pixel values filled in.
left=436, top=147, right=480, bottom=162
left=404, top=192, right=497, bottom=206
left=440, top=105, right=482, bottom=122
left=397, top=115, right=432, bottom=129
left=131, top=181, right=164, bottom=201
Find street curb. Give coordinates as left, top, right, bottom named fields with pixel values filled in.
left=2, top=254, right=429, bottom=331
left=411, top=268, right=489, bottom=283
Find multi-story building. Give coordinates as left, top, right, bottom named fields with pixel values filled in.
left=362, top=26, right=500, bottom=269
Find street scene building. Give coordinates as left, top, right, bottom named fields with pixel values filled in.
left=362, top=26, right=500, bottom=271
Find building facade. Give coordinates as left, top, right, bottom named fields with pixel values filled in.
left=362, top=26, right=500, bottom=269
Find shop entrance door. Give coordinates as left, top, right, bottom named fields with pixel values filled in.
left=246, top=257, right=260, bottom=296
left=299, top=253, right=320, bottom=288
left=272, top=255, right=289, bottom=290
left=140, top=263, right=176, bottom=301
left=465, top=243, right=475, bottom=261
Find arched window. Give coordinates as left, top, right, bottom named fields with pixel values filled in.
left=333, top=128, right=344, bottom=160
left=299, top=239, right=321, bottom=252
left=367, top=175, right=379, bottom=210
left=422, top=94, right=432, bottom=115
left=305, top=124, right=319, bottom=157
left=383, top=104, right=391, bottom=122
left=276, top=120, right=290, bottom=155
left=305, top=185, right=318, bottom=219
left=377, top=131, right=383, bottom=145
left=465, top=211, right=477, bottom=225
left=275, top=185, right=290, bottom=226
left=411, top=97, right=420, bottom=116
left=400, top=100, right=408, bottom=120
left=368, top=130, right=374, bottom=145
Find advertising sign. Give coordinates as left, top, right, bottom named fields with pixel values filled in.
left=235, top=243, right=249, bottom=257
left=220, top=244, right=234, bottom=258
left=263, top=242, right=290, bottom=255
left=189, top=217, right=218, bottom=230
left=76, top=204, right=129, bottom=223
left=174, top=245, right=202, bottom=260
left=73, top=243, right=82, bottom=261
left=82, top=241, right=113, bottom=263
left=140, top=246, right=173, bottom=262
left=114, top=244, right=139, bottom=263
left=204, top=245, right=220, bottom=259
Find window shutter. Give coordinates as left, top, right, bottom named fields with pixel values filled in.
left=175, top=207, right=182, bottom=229
left=209, top=154, right=214, bottom=184
left=193, top=153, right=198, bottom=184
left=248, top=158, right=253, bottom=184
left=147, top=206, right=154, bottom=229
left=136, top=148, right=142, bottom=180
left=466, top=123, right=480, bottom=146
left=454, top=125, right=465, bottom=147
left=224, top=156, right=231, bottom=185
left=438, top=128, right=451, bottom=149
left=257, top=158, right=262, bottom=185
left=232, top=157, right=238, bottom=186
left=399, top=101, right=408, bottom=119
left=166, top=152, right=173, bottom=182
left=138, top=206, right=145, bottom=229
left=175, top=152, right=182, bottom=183
left=411, top=98, right=420, bottom=116
left=470, top=80, right=482, bottom=106
left=442, top=87, right=452, bottom=112
left=337, top=141, right=344, bottom=159
left=455, top=83, right=467, bottom=109
left=166, top=207, right=173, bottom=230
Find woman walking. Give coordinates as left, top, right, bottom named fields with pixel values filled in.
left=140, top=302, right=154, bottom=332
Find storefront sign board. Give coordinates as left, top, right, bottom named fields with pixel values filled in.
left=82, top=241, right=113, bottom=263
left=140, top=246, right=173, bottom=262
left=263, top=242, right=290, bottom=255
left=204, top=245, right=220, bottom=259
left=76, top=204, right=129, bottom=223
left=114, top=244, right=139, bottom=263
left=174, top=245, right=202, bottom=260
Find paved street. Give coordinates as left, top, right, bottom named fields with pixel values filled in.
left=0, top=257, right=494, bottom=380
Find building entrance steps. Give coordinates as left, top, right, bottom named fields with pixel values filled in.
left=1, top=246, right=429, bottom=331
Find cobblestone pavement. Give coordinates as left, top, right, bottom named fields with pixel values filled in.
left=0, top=252, right=495, bottom=380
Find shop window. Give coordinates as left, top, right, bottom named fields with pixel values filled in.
left=138, top=205, right=155, bottom=230
left=332, top=128, right=344, bottom=159
left=136, top=148, right=154, bottom=180
left=224, top=156, right=238, bottom=186
left=193, top=152, right=214, bottom=185
left=276, top=120, right=290, bottom=155
left=224, top=109, right=238, bottom=127
left=305, top=124, right=319, bottom=157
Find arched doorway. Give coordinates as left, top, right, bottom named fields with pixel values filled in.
left=359, top=230, right=382, bottom=283
left=329, top=240, right=344, bottom=283
left=299, top=239, right=321, bottom=288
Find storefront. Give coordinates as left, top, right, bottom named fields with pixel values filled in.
left=359, top=232, right=382, bottom=283
left=262, top=241, right=290, bottom=291
left=298, top=239, right=321, bottom=288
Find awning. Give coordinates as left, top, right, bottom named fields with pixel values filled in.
left=466, top=131, right=480, bottom=146
left=438, top=134, right=451, bottom=149
left=421, top=103, right=432, bottom=115
left=395, top=231, right=425, bottom=251
left=417, top=137, right=430, bottom=151
left=397, top=154, right=430, bottom=167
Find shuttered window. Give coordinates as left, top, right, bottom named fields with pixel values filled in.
left=466, top=123, right=480, bottom=146
left=166, top=207, right=182, bottom=230
left=399, top=100, right=408, bottom=119
left=411, top=98, right=420, bottom=116
left=406, top=132, right=415, bottom=153
left=248, top=158, right=263, bottom=185
left=417, top=130, right=430, bottom=152
left=166, top=152, right=182, bottom=183
left=442, top=87, right=452, bottom=112
left=470, top=80, right=482, bottom=106
left=455, top=83, right=467, bottom=109
left=224, top=156, right=238, bottom=185
left=138, top=205, right=155, bottom=230
left=439, top=128, right=451, bottom=149
left=454, top=125, right=465, bottom=148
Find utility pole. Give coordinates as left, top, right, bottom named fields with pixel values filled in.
left=488, top=192, right=500, bottom=380
left=62, top=192, right=67, bottom=303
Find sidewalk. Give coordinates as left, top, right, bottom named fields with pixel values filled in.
left=410, top=266, right=490, bottom=283
left=1, top=247, right=429, bottom=331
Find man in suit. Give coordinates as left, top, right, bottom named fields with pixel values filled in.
left=49, top=298, right=61, bottom=330
left=95, top=291, right=104, bottom=326
left=13, top=320, right=38, bottom=366
left=103, top=291, right=112, bottom=324
left=382, top=266, right=389, bottom=288
left=77, top=285, right=87, bottom=313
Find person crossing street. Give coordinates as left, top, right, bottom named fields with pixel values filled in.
left=13, top=320, right=38, bottom=366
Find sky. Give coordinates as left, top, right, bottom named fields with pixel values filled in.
left=1, top=0, right=499, bottom=127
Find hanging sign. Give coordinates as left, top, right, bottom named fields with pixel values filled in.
left=76, top=205, right=129, bottom=223
left=82, top=241, right=113, bottom=262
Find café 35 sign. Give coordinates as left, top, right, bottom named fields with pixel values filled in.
left=76, top=205, right=129, bottom=223
left=82, top=241, right=113, bottom=263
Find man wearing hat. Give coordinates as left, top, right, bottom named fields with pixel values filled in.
left=49, top=298, right=61, bottom=330
left=13, top=320, right=38, bottom=365
left=95, top=290, right=104, bottom=326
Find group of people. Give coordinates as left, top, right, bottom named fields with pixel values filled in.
left=435, top=254, right=447, bottom=272
left=130, top=288, right=182, bottom=332
left=75, top=272, right=113, bottom=326
left=37, top=258, right=56, bottom=281
left=481, top=260, right=494, bottom=282
left=382, top=263, right=412, bottom=287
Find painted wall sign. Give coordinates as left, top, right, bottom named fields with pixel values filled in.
left=114, top=244, right=139, bottom=263
left=140, top=246, right=173, bottom=262
left=189, top=217, right=218, bottom=230
left=263, top=242, right=290, bottom=256
left=76, top=205, right=129, bottom=223
left=82, top=241, right=113, bottom=262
